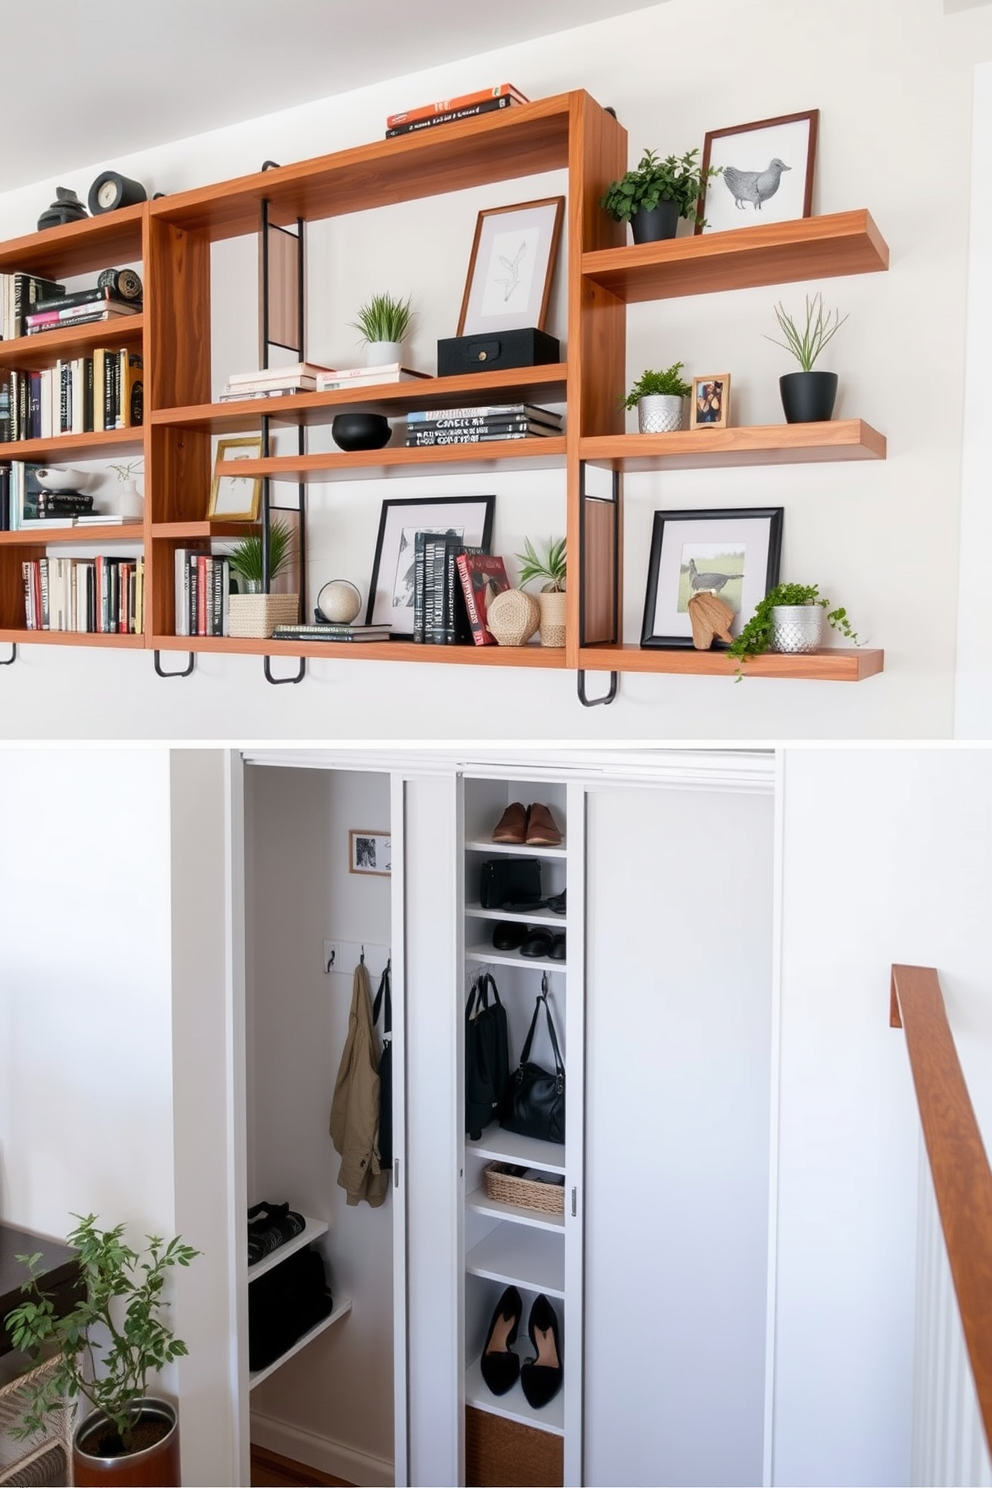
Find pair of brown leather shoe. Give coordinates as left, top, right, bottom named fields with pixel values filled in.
left=492, top=801, right=562, bottom=846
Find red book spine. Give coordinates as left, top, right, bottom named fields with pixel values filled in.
left=386, top=83, right=527, bottom=129
left=456, top=553, right=485, bottom=646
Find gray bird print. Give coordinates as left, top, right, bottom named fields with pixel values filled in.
left=686, top=557, right=744, bottom=594
left=722, top=157, right=791, bottom=211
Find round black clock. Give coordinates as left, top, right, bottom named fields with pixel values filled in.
left=87, top=171, right=148, bottom=215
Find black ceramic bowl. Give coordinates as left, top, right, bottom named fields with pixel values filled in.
left=331, top=412, right=391, bottom=451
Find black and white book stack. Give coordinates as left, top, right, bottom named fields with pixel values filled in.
left=404, top=403, right=563, bottom=447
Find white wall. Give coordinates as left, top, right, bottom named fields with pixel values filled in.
left=774, top=747, right=992, bottom=1486
left=2, top=0, right=992, bottom=738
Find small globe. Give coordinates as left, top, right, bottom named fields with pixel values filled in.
left=317, top=579, right=363, bottom=625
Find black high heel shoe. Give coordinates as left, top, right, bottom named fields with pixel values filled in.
left=520, top=1293, right=563, bottom=1409
left=480, top=1285, right=523, bottom=1396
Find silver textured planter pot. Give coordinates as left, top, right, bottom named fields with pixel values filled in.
left=637, top=394, right=685, bottom=433
left=770, top=604, right=823, bottom=654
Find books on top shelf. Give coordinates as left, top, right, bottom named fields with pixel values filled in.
left=386, top=83, right=528, bottom=130
left=314, top=365, right=431, bottom=392
left=456, top=553, right=511, bottom=646
left=385, top=90, right=525, bottom=139
left=0, top=272, right=66, bottom=340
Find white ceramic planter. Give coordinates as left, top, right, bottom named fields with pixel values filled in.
left=770, top=604, right=823, bottom=654
left=637, top=394, right=685, bottom=433
left=365, top=340, right=403, bottom=367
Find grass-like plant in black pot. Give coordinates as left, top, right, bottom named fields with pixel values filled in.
left=766, top=293, right=848, bottom=423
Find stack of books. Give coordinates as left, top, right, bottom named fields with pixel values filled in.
left=271, top=621, right=392, bottom=643
left=385, top=84, right=528, bottom=139
left=219, top=362, right=334, bottom=401
left=0, top=351, right=142, bottom=441
left=24, top=283, right=143, bottom=336
left=405, top=403, right=563, bottom=447
left=314, top=363, right=430, bottom=393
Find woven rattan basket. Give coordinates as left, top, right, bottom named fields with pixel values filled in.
left=228, top=593, right=299, bottom=639
left=483, top=1162, right=564, bottom=1214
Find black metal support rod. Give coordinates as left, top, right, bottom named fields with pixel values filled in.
left=154, top=650, right=195, bottom=678
left=0, top=643, right=16, bottom=666
left=577, top=670, right=619, bottom=707
left=264, top=655, right=306, bottom=685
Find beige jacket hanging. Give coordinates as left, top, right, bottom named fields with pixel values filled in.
left=329, top=960, right=389, bottom=1208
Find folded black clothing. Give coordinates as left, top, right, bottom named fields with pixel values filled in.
left=247, top=1200, right=305, bottom=1266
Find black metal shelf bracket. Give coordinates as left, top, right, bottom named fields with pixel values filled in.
left=264, top=655, right=306, bottom=685
left=0, top=643, right=16, bottom=666
left=154, top=651, right=195, bottom=679
left=577, top=670, right=619, bottom=707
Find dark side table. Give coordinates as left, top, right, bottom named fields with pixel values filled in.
left=0, top=1223, right=79, bottom=1355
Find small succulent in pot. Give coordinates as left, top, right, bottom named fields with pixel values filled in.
left=623, top=364, right=693, bottom=433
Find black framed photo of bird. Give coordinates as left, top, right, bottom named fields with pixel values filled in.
left=696, top=111, right=818, bottom=235
left=691, top=374, right=731, bottom=430
left=640, top=507, right=783, bottom=650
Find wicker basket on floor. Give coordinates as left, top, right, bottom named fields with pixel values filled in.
left=483, top=1162, right=564, bottom=1214
left=0, top=1357, right=73, bottom=1486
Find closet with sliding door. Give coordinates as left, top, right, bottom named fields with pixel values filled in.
left=230, top=748, right=776, bottom=1488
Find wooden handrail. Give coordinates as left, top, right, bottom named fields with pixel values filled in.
left=890, top=964, right=992, bottom=1452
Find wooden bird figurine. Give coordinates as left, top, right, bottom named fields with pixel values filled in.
left=687, top=590, right=735, bottom=650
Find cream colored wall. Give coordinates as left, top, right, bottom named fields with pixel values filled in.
left=0, top=0, right=989, bottom=738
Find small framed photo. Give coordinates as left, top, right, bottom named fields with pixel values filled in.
left=457, top=196, right=564, bottom=336
left=349, top=830, right=391, bottom=876
left=691, top=374, right=731, bottom=430
left=640, top=507, right=783, bottom=650
left=366, top=494, right=495, bottom=634
left=207, top=436, right=263, bottom=520
left=697, top=110, right=818, bottom=235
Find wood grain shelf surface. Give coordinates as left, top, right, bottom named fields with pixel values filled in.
left=581, top=209, right=889, bottom=302
left=0, top=202, right=145, bottom=279
left=151, top=634, right=567, bottom=666
left=576, top=644, right=884, bottom=681
left=0, top=428, right=145, bottom=462
left=0, top=628, right=144, bottom=648
left=0, top=316, right=144, bottom=370
left=0, top=523, right=144, bottom=545
left=580, top=419, right=886, bottom=469
left=188, top=437, right=567, bottom=482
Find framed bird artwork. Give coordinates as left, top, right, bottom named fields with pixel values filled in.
left=640, top=506, right=783, bottom=650
left=696, top=110, right=819, bottom=235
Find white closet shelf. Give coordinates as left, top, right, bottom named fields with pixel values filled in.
left=467, top=1186, right=565, bottom=1234
left=249, top=1296, right=353, bottom=1390
left=465, top=901, right=567, bottom=928
left=247, top=1214, right=329, bottom=1281
left=467, top=1128, right=567, bottom=1175
left=465, top=1223, right=565, bottom=1296
left=465, top=943, right=566, bottom=971
left=464, top=1355, right=564, bottom=1437
left=465, top=838, right=567, bottom=859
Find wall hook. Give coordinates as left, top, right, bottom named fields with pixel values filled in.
left=154, top=650, right=195, bottom=678
left=0, top=643, right=16, bottom=666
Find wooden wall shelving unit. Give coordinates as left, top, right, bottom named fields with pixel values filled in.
left=0, top=92, right=891, bottom=688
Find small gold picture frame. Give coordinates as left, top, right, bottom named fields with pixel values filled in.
left=691, top=374, right=731, bottom=430
left=349, top=830, right=391, bottom=876
left=207, top=436, right=263, bottom=520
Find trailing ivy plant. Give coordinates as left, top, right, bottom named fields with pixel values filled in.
left=726, top=582, right=859, bottom=679
left=622, top=363, right=692, bottom=409
left=600, top=148, right=721, bottom=226
left=516, top=535, right=566, bottom=592
left=4, top=1214, right=199, bottom=1454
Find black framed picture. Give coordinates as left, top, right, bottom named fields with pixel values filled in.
left=640, top=507, right=783, bottom=649
left=366, top=494, right=495, bottom=634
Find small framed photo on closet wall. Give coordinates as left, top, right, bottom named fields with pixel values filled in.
left=349, top=830, right=391, bottom=876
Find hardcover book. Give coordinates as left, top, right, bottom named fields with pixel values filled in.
left=386, top=83, right=528, bottom=129
left=456, top=553, right=510, bottom=645
left=385, top=93, right=518, bottom=138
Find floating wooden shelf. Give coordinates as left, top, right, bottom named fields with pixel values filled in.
left=0, top=628, right=144, bottom=648
left=187, top=438, right=567, bottom=483
left=150, top=634, right=566, bottom=666
left=0, top=428, right=144, bottom=462
left=580, top=419, right=885, bottom=470
left=581, top=209, right=889, bottom=302
left=0, top=523, right=143, bottom=545
left=0, top=317, right=144, bottom=370
left=577, top=644, right=884, bottom=682
left=0, top=202, right=145, bottom=279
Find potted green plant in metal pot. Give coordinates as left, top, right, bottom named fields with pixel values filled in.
left=623, top=363, right=693, bottom=433
left=727, top=581, right=860, bottom=678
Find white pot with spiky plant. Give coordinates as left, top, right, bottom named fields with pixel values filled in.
left=108, top=459, right=144, bottom=520
left=226, top=519, right=298, bottom=637
left=350, top=292, right=413, bottom=367
left=766, top=292, right=848, bottom=423
left=517, top=535, right=566, bottom=647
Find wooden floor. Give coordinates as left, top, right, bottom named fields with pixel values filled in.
left=250, top=1444, right=353, bottom=1486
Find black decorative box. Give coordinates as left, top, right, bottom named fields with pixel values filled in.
left=437, top=327, right=560, bottom=377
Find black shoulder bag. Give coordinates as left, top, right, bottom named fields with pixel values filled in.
left=372, top=961, right=393, bottom=1170
left=465, top=971, right=510, bottom=1140
left=500, top=976, right=565, bottom=1145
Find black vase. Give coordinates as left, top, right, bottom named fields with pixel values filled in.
left=331, top=412, right=391, bottom=451
left=630, top=198, right=680, bottom=244
left=779, top=371, right=838, bottom=424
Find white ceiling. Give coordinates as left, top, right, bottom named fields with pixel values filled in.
left=1, top=0, right=665, bottom=195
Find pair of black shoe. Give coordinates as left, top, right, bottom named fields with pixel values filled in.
left=492, top=922, right=566, bottom=959
left=480, top=1285, right=562, bottom=1408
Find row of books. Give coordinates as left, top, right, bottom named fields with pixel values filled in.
left=411, top=534, right=512, bottom=646
left=0, top=272, right=65, bottom=340
left=22, top=555, right=144, bottom=634
left=0, top=351, right=143, bottom=443
left=405, top=402, right=563, bottom=447
left=219, top=360, right=429, bottom=401
left=174, top=550, right=233, bottom=637
left=384, top=83, right=527, bottom=139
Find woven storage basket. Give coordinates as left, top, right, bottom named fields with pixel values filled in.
left=228, top=593, right=299, bottom=639
left=485, top=589, right=539, bottom=646
left=483, top=1162, right=564, bottom=1214
left=0, top=1357, right=73, bottom=1485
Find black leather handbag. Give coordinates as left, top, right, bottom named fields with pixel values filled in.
left=372, top=962, right=393, bottom=1170
left=479, top=856, right=542, bottom=911
left=465, top=971, right=510, bottom=1139
left=248, top=1244, right=333, bottom=1371
left=500, top=982, right=565, bottom=1145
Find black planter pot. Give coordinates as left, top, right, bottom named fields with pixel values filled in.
left=630, top=198, right=680, bottom=244
left=779, top=371, right=838, bottom=424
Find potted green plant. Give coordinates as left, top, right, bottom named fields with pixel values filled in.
left=4, top=1213, right=198, bottom=1486
left=350, top=291, right=413, bottom=366
left=623, top=364, right=693, bottom=433
left=766, top=292, right=848, bottom=423
left=600, top=148, right=721, bottom=243
left=727, top=582, right=860, bottom=677
left=226, top=519, right=299, bottom=638
left=516, top=535, right=566, bottom=647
